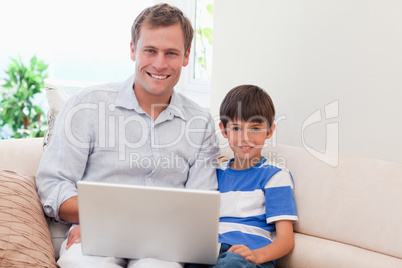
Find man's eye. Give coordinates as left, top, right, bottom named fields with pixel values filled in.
left=145, top=49, right=156, bottom=53
left=167, top=51, right=178, bottom=56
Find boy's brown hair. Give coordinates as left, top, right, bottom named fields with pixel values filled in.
left=220, top=84, right=275, bottom=129
left=131, top=3, right=194, bottom=53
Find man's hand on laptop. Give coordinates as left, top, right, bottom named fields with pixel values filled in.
left=66, top=225, right=81, bottom=250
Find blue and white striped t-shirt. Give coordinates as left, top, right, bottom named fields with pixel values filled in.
left=217, top=157, right=298, bottom=250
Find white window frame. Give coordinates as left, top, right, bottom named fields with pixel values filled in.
left=173, top=0, right=212, bottom=108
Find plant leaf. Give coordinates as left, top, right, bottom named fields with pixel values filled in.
left=201, top=28, right=213, bottom=45
left=37, top=60, right=49, bottom=72
left=206, top=4, right=214, bottom=18
left=30, top=55, right=38, bottom=69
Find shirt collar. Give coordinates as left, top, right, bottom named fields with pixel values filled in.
left=164, top=91, right=187, bottom=121
left=115, top=75, right=142, bottom=112
left=114, top=75, right=187, bottom=121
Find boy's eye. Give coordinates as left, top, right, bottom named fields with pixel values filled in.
left=252, top=128, right=261, bottom=131
left=232, top=127, right=241, bottom=131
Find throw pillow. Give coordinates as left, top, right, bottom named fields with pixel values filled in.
left=0, top=170, right=57, bottom=267
left=43, top=83, right=69, bottom=151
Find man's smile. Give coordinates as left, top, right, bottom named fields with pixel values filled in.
left=148, top=72, right=169, bottom=80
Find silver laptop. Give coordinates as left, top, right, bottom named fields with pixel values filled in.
left=77, top=181, right=220, bottom=264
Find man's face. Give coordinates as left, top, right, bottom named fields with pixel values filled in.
left=130, top=23, right=190, bottom=99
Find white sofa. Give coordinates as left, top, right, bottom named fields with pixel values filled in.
left=1, top=137, right=402, bottom=267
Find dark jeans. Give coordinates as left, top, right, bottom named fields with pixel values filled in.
left=185, top=243, right=275, bottom=268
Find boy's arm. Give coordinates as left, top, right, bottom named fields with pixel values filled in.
left=229, top=220, right=295, bottom=264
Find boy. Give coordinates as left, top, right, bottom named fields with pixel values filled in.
left=215, top=85, right=298, bottom=267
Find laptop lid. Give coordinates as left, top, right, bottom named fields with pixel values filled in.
left=77, top=181, right=220, bottom=264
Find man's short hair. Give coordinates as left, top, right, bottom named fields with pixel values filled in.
left=131, top=3, right=194, bottom=53
left=220, top=84, right=276, bottom=129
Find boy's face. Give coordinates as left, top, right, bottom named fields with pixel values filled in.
left=219, top=119, right=275, bottom=169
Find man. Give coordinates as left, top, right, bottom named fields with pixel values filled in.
left=36, top=4, right=219, bottom=268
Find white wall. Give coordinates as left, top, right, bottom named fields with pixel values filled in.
left=211, top=0, right=402, bottom=164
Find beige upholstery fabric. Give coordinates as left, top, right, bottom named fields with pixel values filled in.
left=277, top=233, right=402, bottom=268
left=0, top=137, right=43, bottom=176
left=0, top=170, right=57, bottom=267
left=0, top=138, right=70, bottom=260
left=267, top=144, right=402, bottom=262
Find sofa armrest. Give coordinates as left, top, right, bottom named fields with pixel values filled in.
left=0, top=138, right=44, bottom=176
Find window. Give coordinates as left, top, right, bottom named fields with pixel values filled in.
left=194, top=0, right=214, bottom=81
left=0, top=0, right=213, bottom=107
left=175, top=0, right=214, bottom=108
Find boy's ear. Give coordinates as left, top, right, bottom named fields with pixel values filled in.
left=266, top=123, right=276, bottom=139
left=219, top=122, right=228, bottom=138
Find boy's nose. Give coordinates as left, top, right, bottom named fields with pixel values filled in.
left=241, top=130, right=252, bottom=143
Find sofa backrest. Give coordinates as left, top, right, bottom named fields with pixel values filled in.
left=263, top=142, right=402, bottom=261
left=0, top=137, right=44, bottom=176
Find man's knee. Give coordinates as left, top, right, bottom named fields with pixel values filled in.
left=58, top=241, right=126, bottom=268
left=128, top=258, right=183, bottom=268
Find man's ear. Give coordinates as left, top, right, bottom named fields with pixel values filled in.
left=183, top=48, right=191, bottom=67
left=219, top=122, right=228, bottom=138
left=266, top=123, right=276, bottom=139
left=130, top=41, right=136, bottom=61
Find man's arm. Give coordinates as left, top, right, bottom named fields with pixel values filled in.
left=185, top=113, right=220, bottom=190
left=60, top=196, right=83, bottom=250
left=36, top=94, right=92, bottom=222
left=59, top=196, right=79, bottom=224
left=228, top=220, right=295, bottom=264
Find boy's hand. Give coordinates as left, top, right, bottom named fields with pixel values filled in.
left=228, top=244, right=261, bottom=264
left=228, top=221, right=295, bottom=264
left=66, top=225, right=81, bottom=250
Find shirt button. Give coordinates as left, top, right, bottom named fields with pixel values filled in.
left=147, top=177, right=152, bottom=182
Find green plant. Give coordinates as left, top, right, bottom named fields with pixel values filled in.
left=195, top=1, right=214, bottom=79
left=0, top=55, right=48, bottom=139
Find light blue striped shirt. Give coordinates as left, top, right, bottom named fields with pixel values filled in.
left=217, top=157, right=298, bottom=251
left=36, top=75, right=219, bottom=222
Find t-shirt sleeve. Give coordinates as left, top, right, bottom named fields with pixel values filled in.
left=264, top=169, right=298, bottom=224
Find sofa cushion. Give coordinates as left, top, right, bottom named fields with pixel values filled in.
left=0, top=170, right=57, bottom=267
left=277, top=233, right=402, bottom=268
left=266, top=143, right=402, bottom=260
left=43, top=83, right=69, bottom=151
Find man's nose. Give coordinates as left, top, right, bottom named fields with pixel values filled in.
left=153, top=53, right=168, bottom=69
